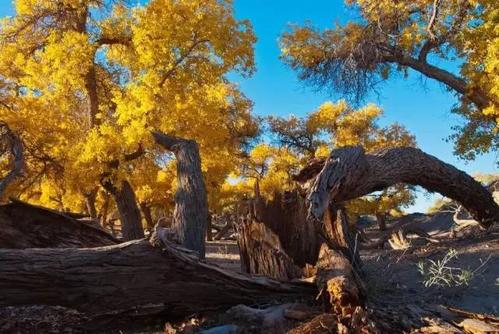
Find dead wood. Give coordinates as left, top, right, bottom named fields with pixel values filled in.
left=214, top=221, right=233, bottom=240
left=0, top=199, right=118, bottom=248
left=298, top=146, right=499, bottom=228
left=0, top=232, right=314, bottom=330
left=236, top=218, right=303, bottom=281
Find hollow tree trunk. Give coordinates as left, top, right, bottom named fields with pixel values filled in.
left=235, top=192, right=321, bottom=280
left=297, top=146, right=499, bottom=228
left=237, top=218, right=303, bottom=281
left=153, top=131, right=208, bottom=259
left=102, top=180, right=144, bottom=241
left=140, top=202, right=155, bottom=232
left=0, top=122, right=24, bottom=198
left=0, top=237, right=314, bottom=330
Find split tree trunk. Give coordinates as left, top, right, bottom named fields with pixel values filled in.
left=0, top=237, right=314, bottom=330
left=153, top=131, right=208, bottom=259
left=237, top=218, right=303, bottom=281
left=298, top=146, right=499, bottom=228
left=102, top=180, right=144, bottom=241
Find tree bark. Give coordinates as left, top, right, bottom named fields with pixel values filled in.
left=376, top=213, right=387, bottom=231
left=0, top=237, right=314, bottom=330
left=245, top=192, right=320, bottom=268
left=236, top=218, right=303, bottom=281
left=207, top=212, right=213, bottom=241
left=0, top=122, right=24, bottom=199
left=0, top=199, right=118, bottom=248
left=298, top=146, right=499, bottom=228
left=84, top=188, right=98, bottom=219
left=140, top=201, right=155, bottom=232
left=153, top=131, right=208, bottom=259
left=102, top=180, right=144, bottom=241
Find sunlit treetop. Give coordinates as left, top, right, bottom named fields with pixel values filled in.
left=0, top=0, right=258, bottom=211
left=280, top=0, right=498, bottom=160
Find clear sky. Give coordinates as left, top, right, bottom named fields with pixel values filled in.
left=1, top=1, right=497, bottom=212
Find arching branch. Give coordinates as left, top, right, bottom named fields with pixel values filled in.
left=299, top=146, right=499, bottom=228
left=0, top=122, right=24, bottom=198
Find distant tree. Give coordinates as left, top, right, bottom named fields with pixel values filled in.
left=267, top=100, right=417, bottom=227
left=280, top=0, right=498, bottom=161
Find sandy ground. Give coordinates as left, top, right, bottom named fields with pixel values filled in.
left=205, top=222, right=499, bottom=318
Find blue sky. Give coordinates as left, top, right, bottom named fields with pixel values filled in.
left=1, top=1, right=497, bottom=212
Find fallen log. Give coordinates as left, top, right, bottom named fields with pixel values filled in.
left=0, top=234, right=314, bottom=330
left=298, top=146, right=499, bottom=228
left=0, top=199, right=118, bottom=248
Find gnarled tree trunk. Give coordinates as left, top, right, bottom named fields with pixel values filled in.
left=153, top=131, right=208, bottom=259
left=298, top=146, right=499, bottom=228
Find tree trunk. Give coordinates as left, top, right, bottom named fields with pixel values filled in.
left=153, top=131, right=208, bottom=259
left=214, top=221, right=234, bottom=240
left=84, top=188, right=98, bottom=219
left=376, top=213, right=387, bottom=231
left=297, top=146, right=499, bottom=228
left=0, top=237, right=314, bottom=330
left=140, top=202, right=155, bottom=232
left=207, top=212, right=213, bottom=241
left=0, top=122, right=24, bottom=199
left=0, top=199, right=118, bottom=248
left=102, top=180, right=144, bottom=241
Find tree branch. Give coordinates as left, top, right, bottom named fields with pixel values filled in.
left=300, top=146, right=499, bottom=228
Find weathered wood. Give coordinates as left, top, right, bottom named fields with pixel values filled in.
left=0, top=237, right=314, bottom=330
left=322, top=206, right=362, bottom=270
left=214, top=221, right=234, bottom=240
left=0, top=199, right=118, bottom=248
left=241, top=191, right=320, bottom=268
left=236, top=218, right=303, bottom=281
left=0, top=122, right=24, bottom=198
left=299, top=146, right=499, bottom=228
left=153, top=131, right=208, bottom=259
